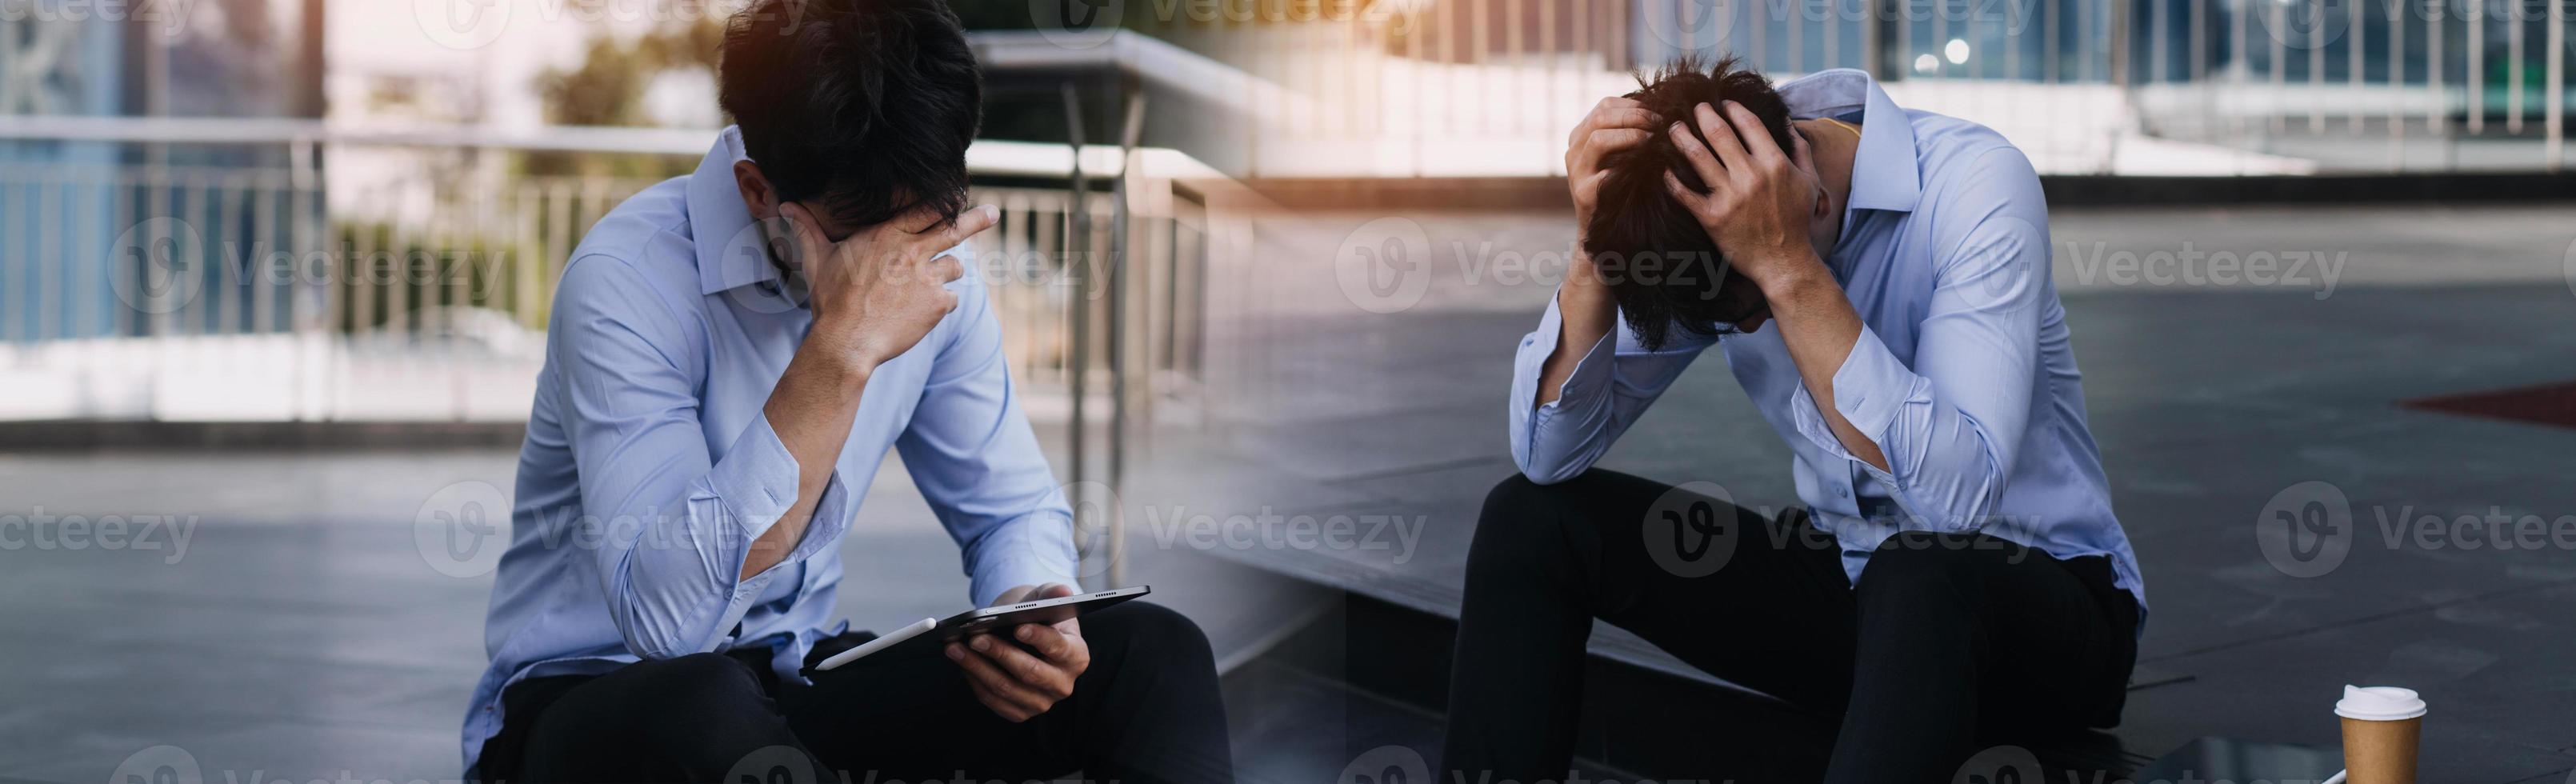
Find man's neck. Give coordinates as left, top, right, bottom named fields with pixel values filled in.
left=1794, top=118, right=1862, bottom=242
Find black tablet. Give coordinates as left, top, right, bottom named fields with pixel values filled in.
left=811, top=586, right=1150, bottom=671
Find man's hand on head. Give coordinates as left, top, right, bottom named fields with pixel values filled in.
left=742, top=201, right=998, bottom=582
left=1565, top=95, right=1658, bottom=250
left=1661, top=101, right=1830, bottom=294
left=777, top=201, right=1000, bottom=373
left=1534, top=95, right=1659, bottom=410
left=947, top=582, right=1091, bottom=722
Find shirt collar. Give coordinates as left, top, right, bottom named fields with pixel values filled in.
left=689, top=126, right=787, bottom=296
left=1773, top=69, right=1921, bottom=215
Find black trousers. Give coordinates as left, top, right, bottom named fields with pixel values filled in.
left=1441, top=470, right=2138, bottom=783
left=480, top=602, right=1234, bottom=784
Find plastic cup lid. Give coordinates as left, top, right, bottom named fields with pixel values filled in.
left=2335, top=685, right=2427, bottom=721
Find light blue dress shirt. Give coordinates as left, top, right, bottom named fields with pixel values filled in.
left=1509, top=70, right=2146, bottom=619
left=461, top=128, right=1078, bottom=776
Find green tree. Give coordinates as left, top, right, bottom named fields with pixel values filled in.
left=523, top=15, right=723, bottom=178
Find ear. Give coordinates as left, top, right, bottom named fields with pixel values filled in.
left=733, top=160, right=779, bottom=222
left=1790, top=130, right=1830, bottom=219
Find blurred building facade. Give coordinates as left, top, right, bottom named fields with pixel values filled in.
left=0, top=0, right=2565, bottom=423
left=2, top=0, right=323, bottom=343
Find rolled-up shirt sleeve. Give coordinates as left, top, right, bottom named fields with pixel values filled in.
left=552, top=254, right=852, bottom=660
left=896, top=274, right=1079, bottom=606
left=1508, top=292, right=1716, bottom=484
left=1787, top=147, right=2049, bottom=532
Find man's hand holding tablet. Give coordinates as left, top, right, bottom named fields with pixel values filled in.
left=950, top=583, right=1091, bottom=722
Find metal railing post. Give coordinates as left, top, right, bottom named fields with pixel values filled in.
left=2470, top=0, right=2486, bottom=134
left=1059, top=82, right=1095, bottom=587
left=2548, top=0, right=2566, bottom=168
left=1106, top=82, right=1147, bottom=590
left=1865, top=0, right=1888, bottom=78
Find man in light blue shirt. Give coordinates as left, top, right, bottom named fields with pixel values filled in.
left=461, top=2, right=1228, bottom=782
left=1440, top=58, right=2146, bottom=782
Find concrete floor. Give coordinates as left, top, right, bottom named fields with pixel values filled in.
left=0, top=445, right=1326, bottom=784
left=2, top=202, right=2573, bottom=782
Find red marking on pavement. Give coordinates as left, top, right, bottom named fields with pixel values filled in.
left=2403, top=380, right=2576, bottom=430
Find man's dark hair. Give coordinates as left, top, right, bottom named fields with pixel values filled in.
left=719, top=0, right=982, bottom=229
left=1585, top=55, right=1795, bottom=350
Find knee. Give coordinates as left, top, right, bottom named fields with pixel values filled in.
left=530, top=652, right=774, bottom=760
left=628, top=652, right=770, bottom=719
left=1089, top=601, right=1214, bottom=670
left=1482, top=472, right=1569, bottom=517
left=1469, top=473, right=1588, bottom=573
left=1854, top=532, right=1988, bottom=610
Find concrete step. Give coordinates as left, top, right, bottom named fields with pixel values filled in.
left=1233, top=589, right=2154, bottom=781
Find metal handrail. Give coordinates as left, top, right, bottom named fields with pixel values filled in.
left=1226, top=0, right=2572, bottom=175
left=0, top=123, right=1222, bottom=427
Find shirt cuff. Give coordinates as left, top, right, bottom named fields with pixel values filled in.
left=1789, top=323, right=1915, bottom=479
left=1829, top=323, right=1912, bottom=443
left=968, top=514, right=1082, bottom=607
left=1515, top=297, right=1616, bottom=423
left=703, top=414, right=850, bottom=577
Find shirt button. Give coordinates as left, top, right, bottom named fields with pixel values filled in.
left=1834, top=486, right=1849, bottom=498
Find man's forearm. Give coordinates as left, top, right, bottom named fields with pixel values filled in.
left=742, top=337, right=871, bottom=579
left=1534, top=258, right=1616, bottom=409
left=1759, top=258, right=1890, bottom=472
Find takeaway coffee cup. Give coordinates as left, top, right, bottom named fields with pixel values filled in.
left=2336, top=685, right=2426, bottom=784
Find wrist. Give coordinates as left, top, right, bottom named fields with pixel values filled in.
left=798, top=324, right=880, bottom=389
left=1750, top=250, right=1831, bottom=298
left=1560, top=254, right=1615, bottom=310
left=1566, top=249, right=1596, bottom=286
left=818, top=352, right=875, bottom=395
